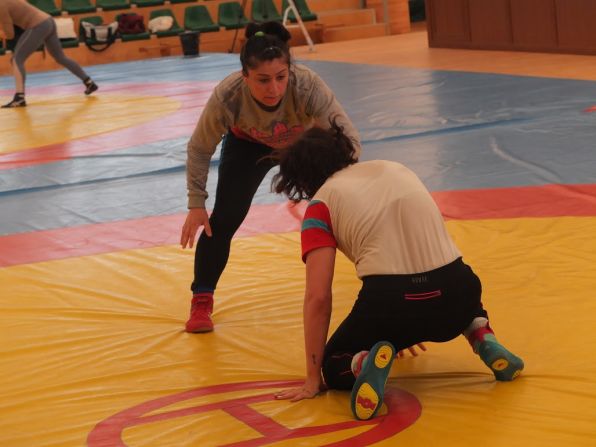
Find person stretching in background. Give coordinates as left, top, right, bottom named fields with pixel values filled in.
left=0, top=0, right=98, bottom=108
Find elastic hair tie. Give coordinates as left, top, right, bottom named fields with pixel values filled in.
left=254, top=31, right=265, bottom=37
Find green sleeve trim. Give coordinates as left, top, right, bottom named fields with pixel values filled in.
left=302, top=218, right=330, bottom=233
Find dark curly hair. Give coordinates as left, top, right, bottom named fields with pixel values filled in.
left=240, top=22, right=292, bottom=74
left=272, top=119, right=358, bottom=203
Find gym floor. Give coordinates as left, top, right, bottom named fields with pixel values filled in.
left=1, top=26, right=595, bottom=446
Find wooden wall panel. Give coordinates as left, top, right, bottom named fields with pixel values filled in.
left=468, top=0, right=511, bottom=46
left=511, top=0, right=557, bottom=49
left=427, top=0, right=470, bottom=45
left=556, top=0, right=596, bottom=50
left=426, top=0, right=596, bottom=54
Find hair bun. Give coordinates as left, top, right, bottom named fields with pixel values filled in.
left=262, top=22, right=291, bottom=42
left=245, top=21, right=291, bottom=42
left=245, top=22, right=262, bottom=39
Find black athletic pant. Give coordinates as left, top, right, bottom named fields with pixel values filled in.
left=322, top=258, right=489, bottom=390
left=192, top=132, right=276, bottom=293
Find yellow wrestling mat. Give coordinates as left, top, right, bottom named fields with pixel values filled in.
left=1, top=216, right=595, bottom=446
left=0, top=94, right=180, bottom=153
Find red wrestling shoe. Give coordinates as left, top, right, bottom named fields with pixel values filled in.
left=185, top=293, right=214, bottom=333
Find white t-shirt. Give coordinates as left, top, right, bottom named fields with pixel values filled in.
left=301, top=160, right=461, bottom=277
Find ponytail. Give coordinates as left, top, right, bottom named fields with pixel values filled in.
left=241, top=21, right=292, bottom=73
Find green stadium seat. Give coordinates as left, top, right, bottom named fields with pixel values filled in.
left=132, top=0, right=165, bottom=7
left=252, top=0, right=282, bottom=23
left=169, top=0, right=196, bottom=4
left=149, top=9, right=184, bottom=37
left=28, top=0, right=61, bottom=16
left=218, top=1, right=249, bottom=30
left=282, top=0, right=317, bottom=22
left=60, top=38, right=80, bottom=48
left=96, top=0, right=130, bottom=11
left=184, top=5, right=220, bottom=33
left=62, top=0, right=97, bottom=14
left=61, top=0, right=97, bottom=14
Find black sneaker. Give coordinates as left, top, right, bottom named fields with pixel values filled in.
left=2, top=97, right=26, bottom=108
left=85, top=81, right=98, bottom=95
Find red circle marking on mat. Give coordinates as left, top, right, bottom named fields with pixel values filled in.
left=87, top=380, right=421, bottom=447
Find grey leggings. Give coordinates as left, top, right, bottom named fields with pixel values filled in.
left=13, top=17, right=88, bottom=92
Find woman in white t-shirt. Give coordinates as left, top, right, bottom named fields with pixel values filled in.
left=271, top=122, right=524, bottom=421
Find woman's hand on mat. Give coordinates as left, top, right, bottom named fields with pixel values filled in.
left=181, top=208, right=212, bottom=249
left=397, top=343, right=427, bottom=358
left=274, top=379, right=326, bottom=402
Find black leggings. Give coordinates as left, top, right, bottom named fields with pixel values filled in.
left=192, top=132, right=277, bottom=293
left=322, top=258, right=489, bottom=390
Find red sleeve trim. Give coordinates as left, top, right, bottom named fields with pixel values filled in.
left=301, top=200, right=337, bottom=262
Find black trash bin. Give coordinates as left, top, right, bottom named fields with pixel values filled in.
left=179, top=31, right=200, bottom=57
left=409, top=0, right=426, bottom=22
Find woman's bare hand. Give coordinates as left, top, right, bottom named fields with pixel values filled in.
left=180, top=208, right=212, bottom=249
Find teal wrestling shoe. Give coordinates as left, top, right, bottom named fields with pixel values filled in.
left=350, top=341, right=395, bottom=420
left=477, top=339, right=524, bottom=381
